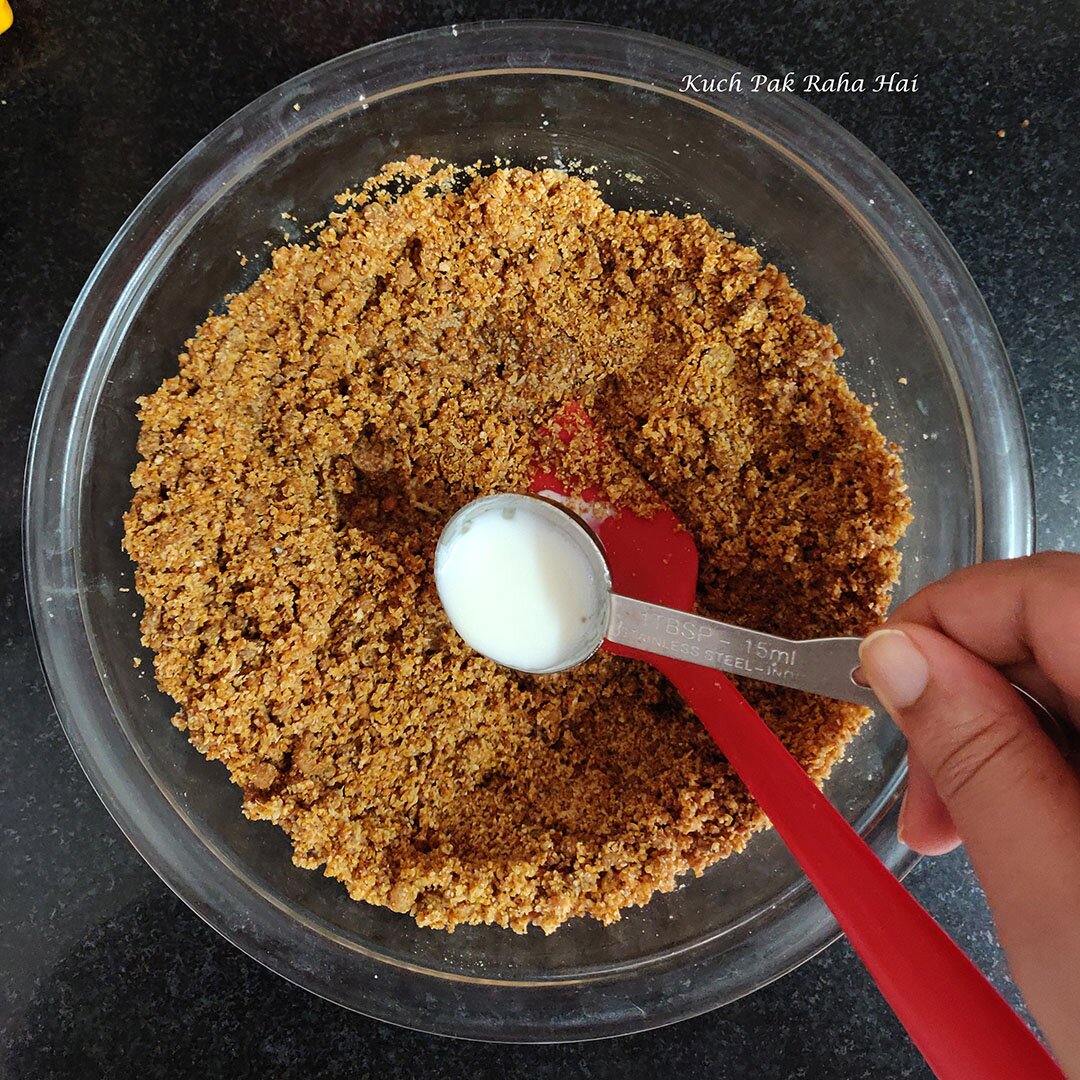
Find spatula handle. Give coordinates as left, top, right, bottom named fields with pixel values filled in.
left=660, top=659, right=1064, bottom=1080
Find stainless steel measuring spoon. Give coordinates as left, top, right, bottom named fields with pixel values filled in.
left=437, top=494, right=1071, bottom=752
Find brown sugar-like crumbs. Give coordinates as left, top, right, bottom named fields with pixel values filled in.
left=123, top=159, right=911, bottom=933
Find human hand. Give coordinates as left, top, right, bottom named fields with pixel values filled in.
left=858, top=552, right=1080, bottom=1075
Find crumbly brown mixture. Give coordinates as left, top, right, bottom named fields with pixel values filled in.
left=124, top=158, right=911, bottom=933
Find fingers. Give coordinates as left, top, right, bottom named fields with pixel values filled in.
left=891, top=552, right=1080, bottom=722
left=860, top=623, right=1080, bottom=1067
left=900, top=750, right=960, bottom=856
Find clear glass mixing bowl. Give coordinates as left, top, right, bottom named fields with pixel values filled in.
left=24, top=21, right=1033, bottom=1041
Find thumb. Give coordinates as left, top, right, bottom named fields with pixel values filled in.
left=859, top=623, right=1080, bottom=1066
left=858, top=625, right=1080, bottom=856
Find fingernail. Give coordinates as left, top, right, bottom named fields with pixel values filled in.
left=859, top=629, right=930, bottom=713
left=896, top=791, right=911, bottom=847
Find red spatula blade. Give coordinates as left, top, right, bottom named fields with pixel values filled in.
left=529, top=401, right=698, bottom=616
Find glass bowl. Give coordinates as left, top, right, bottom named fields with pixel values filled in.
left=24, top=21, right=1033, bottom=1041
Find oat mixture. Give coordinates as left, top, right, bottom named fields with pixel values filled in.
left=124, top=158, right=911, bottom=933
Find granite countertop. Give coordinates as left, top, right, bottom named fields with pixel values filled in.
left=2, top=2, right=1076, bottom=1077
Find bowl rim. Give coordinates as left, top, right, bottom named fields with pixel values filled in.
left=23, top=18, right=1034, bottom=1042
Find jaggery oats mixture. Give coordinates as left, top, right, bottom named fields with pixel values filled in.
left=124, top=158, right=911, bottom=933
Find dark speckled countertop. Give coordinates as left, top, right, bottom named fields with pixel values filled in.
left=1, top=2, right=1077, bottom=1077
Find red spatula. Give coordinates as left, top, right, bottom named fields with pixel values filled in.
left=530, top=403, right=1063, bottom=1080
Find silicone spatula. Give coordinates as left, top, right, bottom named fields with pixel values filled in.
left=530, top=402, right=1063, bottom=1080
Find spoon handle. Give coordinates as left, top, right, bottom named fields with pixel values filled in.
left=607, top=593, right=877, bottom=707
left=607, top=595, right=1075, bottom=752
left=656, top=658, right=1065, bottom=1080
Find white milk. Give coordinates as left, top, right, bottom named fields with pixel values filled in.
left=435, top=498, right=607, bottom=673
